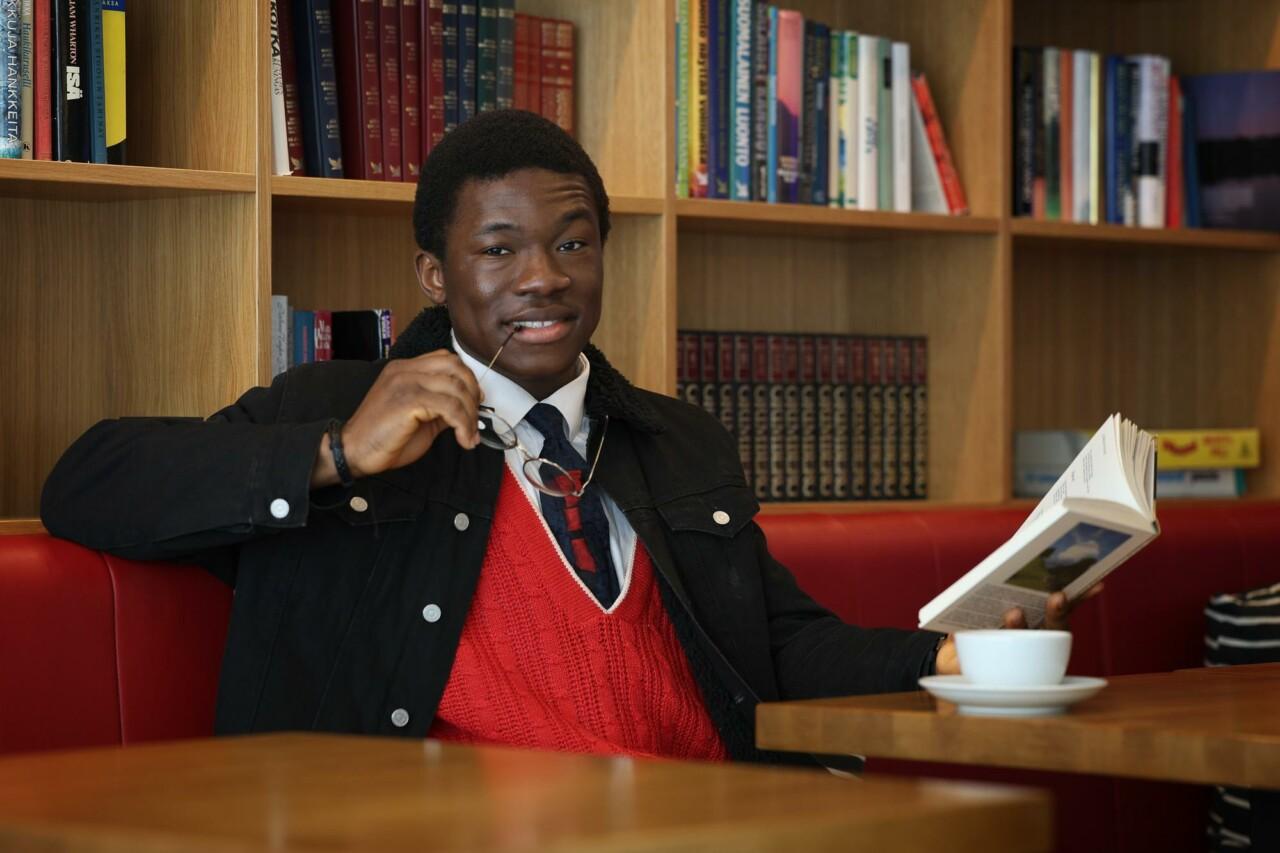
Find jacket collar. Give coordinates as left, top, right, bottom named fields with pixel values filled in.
left=389, top=306, right=664, bottom=435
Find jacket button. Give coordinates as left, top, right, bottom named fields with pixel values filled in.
left=713, top=510, right=731, bottom=526
left=390, top=708, right=410, bottom=728
left=454, top=512, right=469, bottom=531
left=422, top=603, right=442, bottom=623
left=269, top=499, right=290, bottom=519
left=349, top=496, right=369, bottom=513
left=733, top=694, right=747, bottom=706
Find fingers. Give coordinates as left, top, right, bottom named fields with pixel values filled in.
left=391, top=355, right=483, bottom=448
left=1043, top=591, right=1070, bottom=630
left=1002, top=608, right=1028, bottom=629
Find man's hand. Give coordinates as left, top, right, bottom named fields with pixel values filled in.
left=933, top=585, right=1104, bottom=676
left=311, top=351, right=483, bottom=488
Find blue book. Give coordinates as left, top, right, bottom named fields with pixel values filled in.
left=458, top=1, right=478, bottom=123
left=809, top=22, right=829, bottom=206
left=728, top=0, right=753, bottom=200
left=765, top=5, right=778, bottom=203
left=712, top=0, right=730, bottom=198
left=706, top=0, right=721, bottom=198
left=0, top=2, right=20, bottom=157
left=1104, top=55, right=1118, bottom=224
left=88, top=0, right=107, bottom=163
left=442, top=1, right=459, bottom=131
left=1183, top=86, right=1201, bottom=228
left=1115, top=58, right=1136, bottom=225
left=291, top=310, right=315, bottom=366
left=293, top=0, right=345, bottom=177
left=749, top=1, right=769, bottom=200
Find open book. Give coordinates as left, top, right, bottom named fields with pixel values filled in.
left=919, top=414, right=1159, bottom=633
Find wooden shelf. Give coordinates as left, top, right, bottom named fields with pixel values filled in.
left=759, top=500, right=963, bottom=515
left=0, top=520, right=45, bottom=535
left=677, top=199, right=1000, bottom=239
left=1012, top=219, right=1280, bottom=251
left=272, top=175, right=663, bottom=216
left=0, top=160, right=254, bottom=201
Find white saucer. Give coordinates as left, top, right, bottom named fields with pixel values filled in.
left=917, top=675, right=1108, bottom=717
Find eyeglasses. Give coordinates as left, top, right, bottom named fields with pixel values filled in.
left=473, top=331, right=607, bottom=499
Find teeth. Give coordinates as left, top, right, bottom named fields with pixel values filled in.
left=514, top=319, right=559, bottom=329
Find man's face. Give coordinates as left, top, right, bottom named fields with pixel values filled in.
left=417, top=167, right=604, bottom=400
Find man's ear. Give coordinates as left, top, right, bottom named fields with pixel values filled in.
left=415, top=251, right=447, bottom=305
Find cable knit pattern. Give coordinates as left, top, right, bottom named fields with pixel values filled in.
left=428, top=468, right=727, bottom=761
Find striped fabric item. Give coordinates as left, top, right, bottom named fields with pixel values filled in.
left=1204, top=581, right=1280, bottom=852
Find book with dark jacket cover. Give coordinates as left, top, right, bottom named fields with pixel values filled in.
left=293, top=0, right=345, bottom=177
left=334, top=0, right=383, bottom=180
left=751, top=333, right=771, bottom=501
left=766, top=334, right=787, bottom=501
left=716, top=332, right=736, bottom=439
left=379, top=0, right=403, bottom=180
left=912, top=337, right=928, bottom=498
left=749, top=0, right=768, bottom=200
left=858, top=336, right=876, bottom=499
left=880, top=336, right=899, bottom=499
left=441, top=1, right=458, bottom=131
left=799, top=20, right=826, bottom=204
left=732, top=333, right=753, bottom=486
left=680, top=331, right=701, bottom=411
left=278, top=0, right=307, bottom=174
left=712, top=0, right=730, bottom=198
left=332, top=309, right=393, bottom=359
left=476, top=0, right=497, bottom=112
left=544, top=18, right=573, bottom=136
left=781, top=334, right=801, bottom=500
left=495, top=0, right=513, bottom=108
left=675, top=332, right=688, bottom=404
left=52, top=0, right=87, bottom=161
left=705, top=0, right=720, bottom=198
left=1013, top=46, right=1037, bottom=216
left=816, top=335, right=835, bottom=499
left=86, top=0, right=106, bottom=162
left=698, top=331, right=719, bottom=424
left=422, top=0, right=444, bottom=152
left=400, top=0, right=421, bottom=178
left=831, top=336, right=851, bottom=500
left=896, top=337, right=914, bottom=500
left=810, top=21, right=829, bottom=205
left=457, top=1, right=477, bottom=122
left=798, top=334, right=818, bottom=500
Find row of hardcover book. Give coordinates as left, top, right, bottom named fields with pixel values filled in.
left=677, top=331, right=928, bottom=503
left=1013, top=50, right=1280, bottom=231
left=674, top=0, right=968, bottom=215
left=270, top=296, right=394, bottom=377
left=0, top=0, right=126, bottom=162
left=272, top=0, right=574, bottom=180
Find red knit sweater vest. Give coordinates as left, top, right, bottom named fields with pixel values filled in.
left=428, top=468, right=726, bottom=762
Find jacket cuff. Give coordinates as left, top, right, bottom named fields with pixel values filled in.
left=252, top=419, right=332, bottom=528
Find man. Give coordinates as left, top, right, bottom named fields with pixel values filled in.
left=42, top=110, right=1076, bottom=765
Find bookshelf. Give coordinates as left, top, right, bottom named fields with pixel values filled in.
left=1, top=0, right=1277, bottom=519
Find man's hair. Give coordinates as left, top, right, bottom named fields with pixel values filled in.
left=412, top=109, right=611, bottom=259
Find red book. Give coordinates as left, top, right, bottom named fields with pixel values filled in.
left=1059, top=50, right=1074, bottom=222
left=380, top=0, right=405, bottom=181
left=278, top=0, right=308, bottom=175
left=314, top=311, right=334, bottom=361
left=401, top=0, right=422, bottom=179
left=34, top=0, right=52, bottom=159
left=551, top=20, right=574, bottom=136
left=527, top=14, right=543, bottom=115
left=513, top=13, right=530, bottom=111
left=334, top=0, right=384, bottom=179
left=422, top=0, right=445, bottom=155
left=1166, top=75, right=1184, bottom=228
left=910, top=73, right=968, bottom=215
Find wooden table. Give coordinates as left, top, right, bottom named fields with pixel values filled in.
left=0, top=733, right=1050, bottom=852
left=757, top=663, right=1280, bottom=788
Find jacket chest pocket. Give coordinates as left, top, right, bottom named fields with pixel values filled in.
left=656, top=484, right=759, bottom=592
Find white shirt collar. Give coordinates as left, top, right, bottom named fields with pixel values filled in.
left=452, top=332, right=591, bottom=441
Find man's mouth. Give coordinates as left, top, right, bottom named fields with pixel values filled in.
left=507, top=315, right=575, bottom=344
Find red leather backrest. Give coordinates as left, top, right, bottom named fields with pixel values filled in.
left=0, top=535, right=232, bottom=756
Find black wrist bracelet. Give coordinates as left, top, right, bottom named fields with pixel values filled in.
left=327, top=419, right=355, bottom=488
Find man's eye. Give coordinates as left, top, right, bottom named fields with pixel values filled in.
left=482, top=246, right=512, bottom=256
left=558, top=240, right=586, bottom=252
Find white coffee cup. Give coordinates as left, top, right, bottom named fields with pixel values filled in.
left=954, top=630, right=1072, bottom=687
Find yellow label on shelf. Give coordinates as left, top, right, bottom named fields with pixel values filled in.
left=1154, top=428, right=1261, bottom=470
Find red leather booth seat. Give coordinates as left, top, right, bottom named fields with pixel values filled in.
left=759, top=501, right=1280, bottom=853
left=2, top=501, right=1277, bottom=852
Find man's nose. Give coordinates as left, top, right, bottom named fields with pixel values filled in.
left=515, top=249, right=571, bottom=295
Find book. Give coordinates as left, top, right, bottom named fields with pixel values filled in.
left=798, top=334, right=817, bottom=499
left=278, top=0, right=306, bottom=174
left=379, top=0, right=403, bottom=180
left=732, top=333, right=753, bottom=481
left=748, top=1, right=767, bottom=200
left=0, top=1, right=20, bottom=157
left=697, top=330, right=719, bottom=424
left=781, top=334, right=800, bottom=499
left=909, top=79, right=947, bottom=214
left=855, top=33, right=878, bottom=211
left=767, top=333, right=787, bottom=501
left=875, top=38, right=891, bottom=211
left=895, top=337, right=913, bottom=499
left=1013, top=46, right=1037, bottom=217
left=1155, top=468, right=1246, bottom=499
left=457, top=1, right=477, bottom=123
left=292, top=309, right=316, bottom=365
left=890, top=41, right=910, bottom=213
left=816, top=335, right=835, bottom=499
left=543, top=18, right=573, bottom=136
left=911, top=72, right=967, bottom=215
left=691, top=0, right=706, bottom=197
left=881, top=336, right=899, bottom=499
left=52, top=0, right=88, bottom=162
left=1042, top=47, right=1059, bottom=219
left=1165, top=73, right=1182, bottom=228
left=1059, top=48, right=1073, bottom=221
left=1088, top=50, right=1100, bottom=224
left=674, top=0, right=688, bottom=197
left=1181, top=78, right=1201, bottom=228
left=422, top=0, right=443, bottom=153
left=86, top=0, right=104, bottom=163
left=827, top=30, right=843, bottom=207
left=34, top=0, right=49, bottom=159
left=728, top=0, right=751, bottom=201
left=840, top=31, right=857, bottom=209
left=334, top=0, right=384, bottom=180
left=271, top=0, right=291, bottom=174
left=441, top=0, right=457, bottom=131
left=773, top=9, right=802, bottom=203
left=314, top=310, right=333, bottom=361
left=1134, top=54, right=1169, bottom=228
left=18, top=0, right=32, bottom=158
left=751, top=333, right=771, bottom=501
left=332, top=309, right=393, bottom=359
left=1072, top=49, right=1089, bottom=223
left=679, top=331, right=701, bottom=410
left=911, top=337, right=927, bottom=499
left=400, top=0, right=421, bottom=179
left=764, top=5, right=776, bottom=202
left=798, top=19, right=818, bottom=203
left=710, top=0, right=729, bottom=198
left=1155, top=428, right=1260, bottom=470
left=271, top=295, right=290, bottom=378
left=849, top=336, right=868, bottom=500
left=921, top=414, right=1158, bottom=632
left=476, top=0, right=496, bottom=112
left=830, top=335, right=851, bottom=499
left=716, top=332, right=737, bottom=440
left=294, top=0, right=345, bottom=177
left=494, top=0, right=513, bottom=109
left=865, top=336, right=884, bottom=498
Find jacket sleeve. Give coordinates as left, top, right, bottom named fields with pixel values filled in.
left=752, top=523, right=945, bottom=698
left=40, top=371, right=332, bottom=562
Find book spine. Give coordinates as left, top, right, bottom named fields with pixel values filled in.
left=292, top=310, right=315, bottom=365
left=748, top=1, right=767, bottom=200
left=825, top=335, right=845, bottom=500
left=698, top=331, right=719, bottom=424
left=0, top=1, right=20, bottom=157
left=547, top=19, right=573, bottom=136
left=52, top=0, right=87, bottom=161
left=775, top=9, right=802, bottom=204
left=865, top=337, right=884, bottom=499
left=441, top=1, right=457, bottom=131
left=1074, top=49, right=1090, bottom=222
left=1042, top=47, right=1059, bottom=219
left=379, top=309, right=394, bottom=356
left=526, top=10, right=541, bottom=115
left=401, top=0, right=421, bottom=179
left=841, top=32, right=857, bottom=209
left=766, top=333, right=787, bottom=501
left=457, top=1, right=476, bottom=123
left=379, top=0, right=403, bottom=181
left=87, top=0, right=104, bottom=162
left=782, top=334, right=801, bottom=500
left=1029, top=46, right=1044, bottom=217
left=849, top=336, right=867, bottom=500
left=1089, top=51, right=1101, bottom=224
left=912, top=337, right=927, bottom=499
left=891, top=41, right=910, bottom=212
left=423, top=0, right=443, bottom=152
left=294, top=0, right=345, bottom=177
left=278, top=0, right=306, bottom=174
left=334, top=0, right=382, bottom=180
left=712, top=0, right=729, bottom=198
left=896, top=337, right=913, bottom=499
left=675, top=332, right=687, bottom=403
left=1134, top=55, right=1167, bottom=228
left=1103, top=54, right=1117, bottom=223
left=798, top=334, right=818, bottom=500
left=1181, top=81, right=1200, bottom=228
left=716, top=332, right=736, bottom=440
left=876, top=38, right=892, bottom=211
left=856, top=34, right=878, bottom=210
left=33, top=0, right=49, bottom=158
left=313, top=310, right=333, bottom=361
left=811, top=24, right=828, bottom=206
left=1059, top=48, right=1073, bottom=221
left=1118, top=58, right=1135, bottom=225
left=476, top=0, right=496, bottom=112
left=18, top=0, right=32, bottom=158
left=705, top=0, right=720, bottom=198
left=881, top=336, right=898, bottom=499
left=674, top=0, right=689, bottom=197
left=750, top=334, right=771, bottom=500
left=681, top=331, right=701, bottom=411
left=1165, top=73, right=1182, bottom=228
left=271, top=295, right=290, bottom=378
left=690, top=0, right=706, bottom=197
left=798, top=19, right=817, bottom=203
left=765, top=5, right=776, bottom=203
left=1013, top=46, right=1035, bottom=216
left=270, top=0, right=290, bottom=173
left=728, top=0, right=751, bottom=201
left=908, top=81, right=947, bottom=214
left=1155, top=428, right=1260, bottom=469
left=733, top=333, right=753, bottom=485
left=495, top=0, right=513, bottom=108
left=827, top=30, right=842, bottom=207
left=514, top=10, right=529, bottom=110
left=912, top=72, right=968, bottom=215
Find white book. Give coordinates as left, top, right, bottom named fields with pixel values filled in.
left=828, top=31, right=842, bottom=207
left=269, top=0, right=291, bottom=176
left=891, top=41, right=911, bottom=213
left=271, top=295, right=290, bottom=378
left=1073, top=50, right=1090, bottom=223
left=1134, top=55, right=1169, bottom=228
left=909, top=88, right=947, bottom=214
left=856, top=34, right=879, bottom=211
left=920, top=414, right=1159, bottom=633
left=841, top=32, right=858, bottom=210
left=19, top=0, right=32, bottom=158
